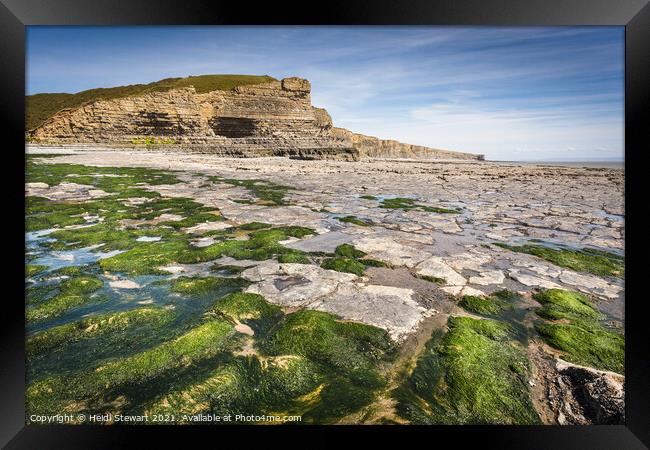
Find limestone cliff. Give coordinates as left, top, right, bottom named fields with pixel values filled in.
left=27, top=77, right=483, bottom=161
left=330, top=127, right=484, bottom=161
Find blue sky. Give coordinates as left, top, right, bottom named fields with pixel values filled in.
left=26, top=26, right=624, bottom=161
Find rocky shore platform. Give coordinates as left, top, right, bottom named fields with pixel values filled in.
left=25, top=147, right=624, bottom=425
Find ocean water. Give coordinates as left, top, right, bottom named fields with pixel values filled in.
left=505, top=160, right=624, bottom=169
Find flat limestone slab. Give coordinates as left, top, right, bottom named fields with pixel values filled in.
left=221, top=204, right=330, bottom=234
left=558, top=270, right=622, bottom=300
left=241, top=261, right=435, bottom=341
left=26, top=182, right=110, bottom=201
left=415, top=256, right=467, bottom=286
left=183, top=221, right=232, bottom=234
left=242, top=262, right=357, bottom=307
left=444, top=250, right=492, bottom=272
left=311, top=283, right=435, bottom=342
left=469, top=269, right=506, bottom=285
left=508, top=269, right=562, bottom=289
left=284, top=231, right=353, bottom=253
left=352, top=236, right=431, bottom=268
left=440, top=285, right=485, bottom=297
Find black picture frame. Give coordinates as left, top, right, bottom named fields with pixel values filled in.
left=1, top=0, right=648, bottom=447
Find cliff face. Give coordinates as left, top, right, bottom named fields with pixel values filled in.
left=330, top=128, right=484, bottom=161
left=28, top=77, right=483, bottom=161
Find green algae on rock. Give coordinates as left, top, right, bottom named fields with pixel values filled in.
left=204, top=227, right=314, bottom=262
left=26, top=264, right=48, bottom=278
left=237, top=222, right=273, bottom=231
left=277, top=252, right=311, bottom=264
left=51, top=265, right=91, bottom=277
left=27, top=318, right=237, bottom=416
left=27, top=307, right=175, bottom=357
left=334, top=243, right=366, bottom=259
left=459, top=290, right=517, bottom=316
left=99, top=240, right=189, bottom=275
left=26, top=284, right=59, bottom=306
left=534, top=289, right=602, bottom=321
left=495, top=242, right=624, bottom=278
left=536, top=322, right=624, bottom=374
left=336, top=215, right=372, bottom=227
left=262, top=310, right=395, bottom=385
left=145, top=354, right=321, bottom=421
left=208, top=176, right=294, bottom=206
left=260, top=310, right=396, bottom=421
left=26, top=196, right=89, bottom=231
left=320, top=244, right=389, bottom=275
left=533, top=289, right=624, bottom=373
left=26, top=161, right=180, bottom=192
left=395, top=316, right=539, bottom=425
left=170, top=276, right=248, bottom=296
left=26, top=275, right=104, bottom=322
left=361, top=258, right=390, bottom=268
left=143, top=299, right=373, bottom=422
left=207, top=292, right=284, bottom=339
left=25, top=162, right=199, bottom=232
left=26, top=306, right=395, bottom=423
left=99, top=226, right=316, bottom=275
left=459, top=296, right=507, bottom=316
left=379, top=197, right=460, bottom=214
left=321, top=257, right=365, bottom=276
left=45, top=224, right=174, bottom=252
left=86, top=319, right=235, bottom=388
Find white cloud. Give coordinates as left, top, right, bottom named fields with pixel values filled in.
left=332, top=99, right=623, bottom=161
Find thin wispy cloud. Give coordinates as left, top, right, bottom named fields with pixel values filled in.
left=26, top=26, right=624, bottom=161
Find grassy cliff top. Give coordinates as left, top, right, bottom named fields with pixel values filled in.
left=26, top=74, right=277, bottom=131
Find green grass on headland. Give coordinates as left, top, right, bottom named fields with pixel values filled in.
left=26, top=74, right=276, bottom=131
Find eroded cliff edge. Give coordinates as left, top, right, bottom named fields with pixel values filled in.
left=27, top=77, right=484, bottom=162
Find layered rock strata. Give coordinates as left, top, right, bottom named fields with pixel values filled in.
left=28, top=77, right=483, bottom=161
left=331, top=127, right=484, bottom=160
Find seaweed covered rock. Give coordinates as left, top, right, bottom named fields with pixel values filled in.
left=458, top=290, right=517, bottom=316
left=26, top=274, right=104, bottom=322
left=395, top=316, right=539, bottom=424
left=26, top=318, right=238, bottom=418
left=261, top=309, right=396, bottom=421
left=496, top=243, right=624, bottom=278
left=534, top=289, right=624, bottom=374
